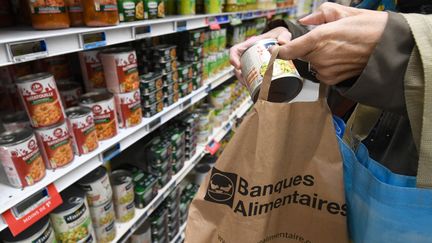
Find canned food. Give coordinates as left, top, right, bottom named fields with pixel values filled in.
left=183, top=46, right=203, bottom=62
left=134, top=175, right=157, bottom=208
left=89, top=199, right=115, bottom=227
left=140, top=72, right=163, bottom=94
left=115, top=200, right=135, bottom=223
left=179, top=81, right=193, bottom=97
left=187, top=29, right=205, bottom=47
left=0, top=216, right=56, bottom=243
left=42, top=56, right=72, bottom=80
left=163, top=83, right=175, bottom=97
left=130, top=221, right=151, bottom=243
left=78, top=166, right=113, bottom=207
left=80, top=91, right=118, bottom=141
left=118, top=0, right=136, bottom=22
left=142, top=100, right=163, bottom=118
left=192, top=76, right=202, bottom=90
left=191, top=61, right=203, bottom=76
left=2, top=111, right=30, bottom=131
left=79, top=50, right=107, bottom=91
left=240, top=38, right=303, bottom=102
left=16, top=73, right=66, bottom=128
left=141, top=88, right=163, bottom=106
left=94, top=218, right=116, bottom=243
left=66, top=107, right=99, bottom=155
left=50, top=186, right=96, bottom=243
left=152, top=45, right=176, bottom=60
left=163, top=92, right=179, bottom=108
left=154, top=59, right=177, bottom=74
left=177, top=63, right=193, bottom=83
left=100, top=47, right=140, bottom=93
left=35, top=122, right=74, bottom=169
left=163, top=71, right=178, bottom=86
left=0, top=129, right=45, bottom=188
left=111, top=170, right=134, bottom=205
left=58, top=82, right=83, bottom=108
left=114, top=90, right=142, bottom=128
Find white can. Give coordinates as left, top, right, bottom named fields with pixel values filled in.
left=79, top=50, right=107, bottom=91
left=114, top=90, right=142, bottom=128
left=89, top=199, right=115, bottom=227
left=78, top=166, right=113, bottom=207
left=65, top=107, right=99, bottom=155
left=94, top=218, right=116, bottom=243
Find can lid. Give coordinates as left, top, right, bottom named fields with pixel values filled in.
left=101, top=47, right=134, bottom=54
left=0, top=128, right=33, bottom=146
left=2, top=111, right=29, bottom=124
left=16, top=72, right=52, bottom=84
left=53, top=186, right=85, bottom=213
left=78, top=166, right=107, bottom=185
left=80, top=90, right=113, bottom=104
left=65, top=106, right=92, bottom=119
left=0, top=216, right=49, bottom=242
left=111, top=170, right=132, bottom=186
left=242, top=38, right=278, bottom=57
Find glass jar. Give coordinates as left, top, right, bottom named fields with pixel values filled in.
left=82, top=0, right=119, bottom=26
left=67, top=0, right=84, bottom=26
left=27, top=0, right=70, bottom=29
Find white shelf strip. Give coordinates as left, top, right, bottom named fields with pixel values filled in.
left=113, top=97, right=253, bottom=243
left=170, top=221, right=187, bottom=243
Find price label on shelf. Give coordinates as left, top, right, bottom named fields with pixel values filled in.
left=206, top=139, right=221, bottom=155
left=7, top=39, right=48, bottom=63
left=80, top=32, right=107, bottom=50
left=146, top=117, right=161, bottom=132
left=134, top=25, right=152, bottom=39
left=100, top=143, right=121, bottom=162
left=181, top=98, right=192, bottom=109
left=2, top=184, right=62, bottom=236
left=207, top=17, right=221, bottom=30
left=176, top=21, right=187, bottom=32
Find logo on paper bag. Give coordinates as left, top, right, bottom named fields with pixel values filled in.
left=205, top=167, right=237, bottom=207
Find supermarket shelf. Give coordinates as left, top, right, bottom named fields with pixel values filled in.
left=0, top=67, right=234, bottom=231
left=171, top=222, right=187, bottom=243
left=0, top=7, right=294, bottom=67
left=113, top=97, right=253, bottom=243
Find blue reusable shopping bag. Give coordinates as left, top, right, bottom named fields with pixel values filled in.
left=333, top=117, right=432, bottom=243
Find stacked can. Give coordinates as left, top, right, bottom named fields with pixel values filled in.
left=203, top=29, right=229, bottom=80
left=196, top=105, right=214, bottom=144
left=149, top=204, right=168, bottom=243
left=180, top=29, right=205, bottom=91
left=77, top=166, right=116, bottom=243
left=144, top=137, right=173, bottom=189
left=140, top=72, right=165, bottom=117
left=166, top=188, right=181, bottom=241
left=177, top=113, right=199, bottom=160
left=179, top=184, right=199, bottom=224
left=100, top=47, right=143, bottom=129
left=111, top=170, right=136, bottom=223
left=162, top=127, right=186, bottom=174
left=131, top=167, right=158, bottom=209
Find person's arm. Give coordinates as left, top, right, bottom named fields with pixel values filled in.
left=335, top=12, right=415, bottom=114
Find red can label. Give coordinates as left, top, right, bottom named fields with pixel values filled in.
left=59, top=86, right=82, bottom=108
left=82, top=98, right=118, bottom=141
left=68, top=113, right=99, bottom=155
left=79, top=51, right=107, bottom=90
left=17, top=75, right=65, bottom=128
left=35, top=122, right=74, bottom=169
left=101, top=51, right=139, bottom=93
left=0, top=134, right=46, bottom=187
left=115, top=90, right=142, bottom=128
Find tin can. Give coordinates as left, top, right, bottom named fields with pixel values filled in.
left=78, top=166, right=113, bottom=207
left=142, top=100, right=163, bottom=118
left=42, top=56, right=72, bottom=80
left=65, top=107, right=99, bottom=155
left=58, top=82, right=83, bottom=108
left=111, top=170, right=134, bottom=205
left=0, top=128, right=46, bottom=188
left=115, top=200, right=135, bottom=223
left=130, top=221, right=151, bottom=243
left=35, top=122, right=74, bottom=169
left=154, top=59, right=177, bottom=75
left=2, top=111, right=30, bottom=131
left=100, top=47, right=140, bottom=93
left=114, top=90, right=142, bottom=128
left=152, top=45, right=176, bottom=60
left=118, top=0, right=136, bottom=22
left=140, top=72, right=164, bottom=95
left=163, top=71, right=178, bottom=86
left=79, top=50, right=107, bottom=91
left=80, top=91, right=118, bottom=141
left=89, top=199, right=115, bottom=227
left=50, top=186, right=96, bottom=243
left=240, top=38, right=303, bottom=102
left=0, top=216, right=56, bottom=243
left=94, top=218, right=116, bottom=243
left=16, top=73, right=66, bottom=128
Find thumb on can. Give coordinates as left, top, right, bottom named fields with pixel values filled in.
left=276, top=32, right=318, bottom=61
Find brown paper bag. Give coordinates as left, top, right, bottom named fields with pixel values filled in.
left=185, top=47, right=348, bottom=243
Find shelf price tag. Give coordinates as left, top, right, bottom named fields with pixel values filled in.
left=176, top=21, right=187, bottom=32
left=146, top=117, right=161, bottom=132
left=181, top=98, right=192, bottom=109
left=134, top=25, right=152, bottom=39
left=206, top=139, right=221, bottom=155
left=2, top=184, right=62, bottom=236
left=100, top=143, right=121, bottom=162
left=80, top=32, right=106, bottom=50
left=7, top=39, right=48, bottom=63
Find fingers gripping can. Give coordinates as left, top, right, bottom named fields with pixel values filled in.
left=240, top=39, right=303, bottom=102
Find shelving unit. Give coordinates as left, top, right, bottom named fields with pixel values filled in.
left=170, top=222, right=187, bottom=243
left=113, top=98, right=253, bottom=243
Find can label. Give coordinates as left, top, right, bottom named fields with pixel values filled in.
left=94, top=218, right=116, bottom=243
left=29, top=0, right=66, bottom=14
left=35, top=122, right=74, bottom=169
left=0, top=134, right=45, bottom=187
left=81, top=98, right=118, bottom=141
left=113, top=179, right=134, bottom=205
left=67, top=0, right=83, bottom=12
left=80, top=173, right=113, bottom=207
left=79, top=51, right=106, bottom=90
left=50, top=200, right=96, bottom=243
left=93, top=0, right=118, bottom=11
left=114, top=200, right=135, bottom=223
left=43, top=57, right=71, bottom=80
left=68, top=112, right=99, bottom=155
left=114, top=90, right=142, bottom=128
left=89, top=200, right=115, bottom=227
left=101, top=51, right=139, bottom=93
left=17, top=75, right=65, bottom=128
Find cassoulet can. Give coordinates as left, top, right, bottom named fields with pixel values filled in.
left=80, top=91, right=118, bottom=141
left=114, top=90, right=142, bottom=128
left=78, top=166, right=113, bottom=207
left=16, top=73, right=66, bottom=128
left=58, top=82, right=83, bottom=108
left=79, top=50, right=107, bottom=91
left=65, top=107, right=99, bottom=155
left=0, top=128, right=46, bottom=188
left=100, top=47, right=140, bottom=93
left=240, top=39, right=303, bottom=102
left=35, top=121, right=75, bottom=169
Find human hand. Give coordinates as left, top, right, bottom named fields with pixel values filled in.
left=277, top=3, right=388, bottom=85
left=229, top=27, right=292, bottom=84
